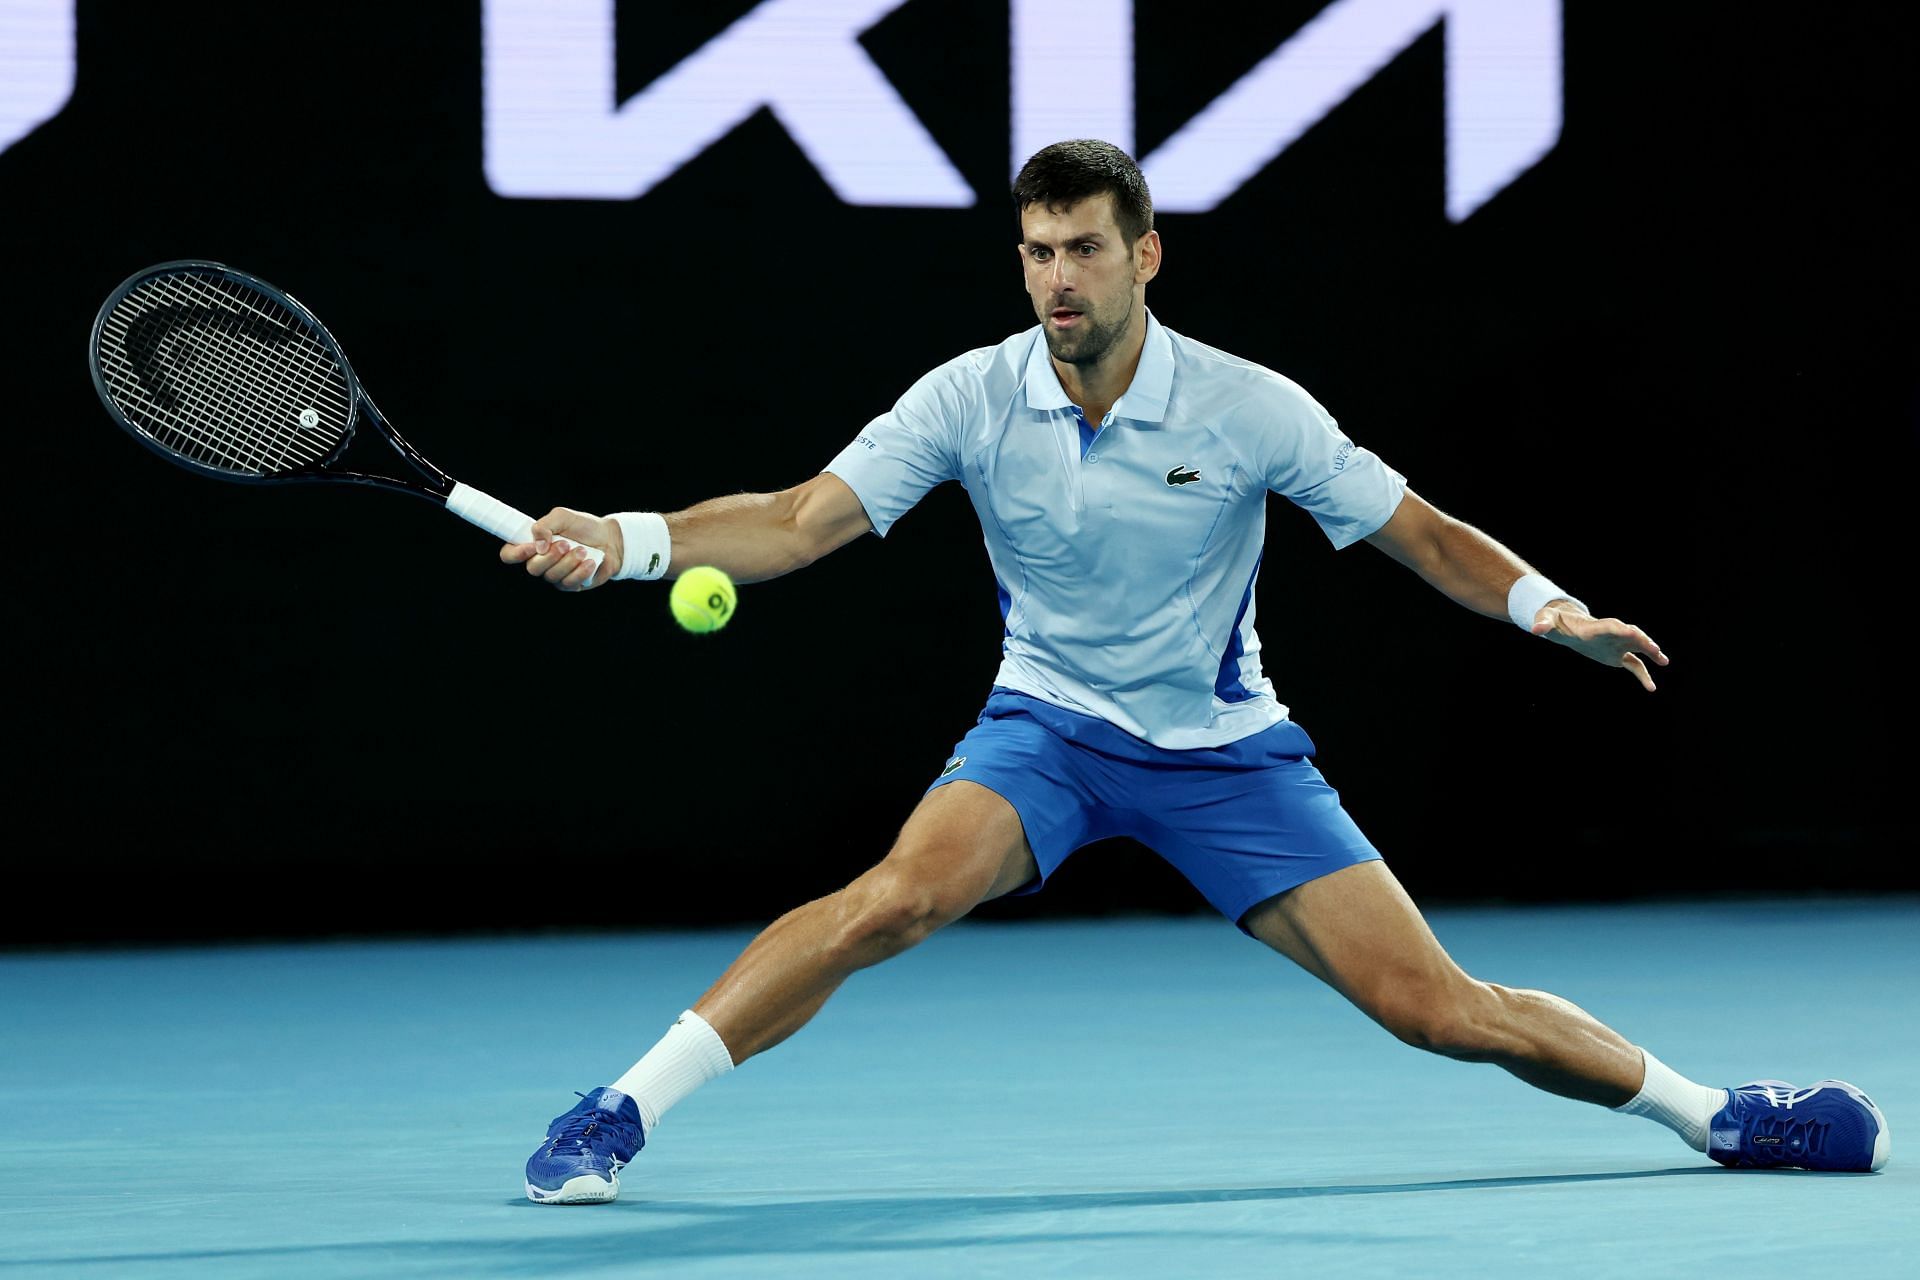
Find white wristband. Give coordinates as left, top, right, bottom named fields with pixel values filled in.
left=1507, top=572, right=1588, bottom=632
left=611, top=511, right=672, bottom=581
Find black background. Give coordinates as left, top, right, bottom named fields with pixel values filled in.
left=7, top=2, right=1913, bottom=947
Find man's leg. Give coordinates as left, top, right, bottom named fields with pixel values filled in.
left=690, top=779, right=1039, bottom=1062
left=1229, top=855, right=1889, bottom=1173
left=526, top=782, right=1036, bottom=1205
left=1242, top=860, right=1646, bottom=1104
left=526, top=781, right=1037, bottom=1202
left=1244, top=861, right=1891, bottom=1171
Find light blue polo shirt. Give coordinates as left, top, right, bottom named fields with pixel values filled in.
left=825, top=311, right=1406, bottom=749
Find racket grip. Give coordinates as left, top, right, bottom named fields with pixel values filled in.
left=447, top=482, right=608, bottom=584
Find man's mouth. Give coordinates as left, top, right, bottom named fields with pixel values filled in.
left=1050, top=307, right=1083, bottom=328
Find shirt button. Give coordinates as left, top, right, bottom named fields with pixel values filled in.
left=1085, top=453, right=1099, bottom=462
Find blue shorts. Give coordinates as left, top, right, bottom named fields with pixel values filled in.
left=927, top=688, right=1382, bottom=930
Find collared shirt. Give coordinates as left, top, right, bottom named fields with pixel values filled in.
left=825, top=310, right=1406, bottom=749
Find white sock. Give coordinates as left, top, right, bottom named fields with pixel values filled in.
left=610, top=1009, right=735, bottom=1132
left=1612, top=1048, right=1727, bottom=1152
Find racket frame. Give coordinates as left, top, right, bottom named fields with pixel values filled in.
left=89, top=259, right=456, bottom=505
left=90, top=259, right=607, bottom=582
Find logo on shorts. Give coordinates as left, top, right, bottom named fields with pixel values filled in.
left=1166, top=465, right=1202, bottom=486
left=939, top=755, right=967, bottom=778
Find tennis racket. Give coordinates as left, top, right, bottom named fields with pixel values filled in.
left=88, top=260, right=606, bottom=581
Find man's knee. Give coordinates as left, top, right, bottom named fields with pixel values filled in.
left=838, top=871, right=948, bottom=952
left=831, top=853, right=981, bottom=960
left=1369, top=976, right=1508, bottom=1062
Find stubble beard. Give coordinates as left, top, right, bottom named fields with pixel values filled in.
left=1041, top=290, right=1133, bottom=368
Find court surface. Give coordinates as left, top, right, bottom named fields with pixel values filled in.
left=3, top=897, right=1914, bottom=1278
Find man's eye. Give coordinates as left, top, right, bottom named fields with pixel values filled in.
left=1030, top=248, right=1051, bottom=262
left=1075, top=243, right=1097, bottom=256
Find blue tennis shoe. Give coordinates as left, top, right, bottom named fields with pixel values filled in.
left=1708, top=1079, right=1889, bottom=1172
left=525, top=1086, right=646, bottom=1204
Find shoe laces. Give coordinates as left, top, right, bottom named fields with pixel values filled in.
left=547, top=1093, right=623, bottom=1154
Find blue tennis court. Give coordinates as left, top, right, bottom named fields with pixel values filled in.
left=2, top=897, right=1912, bottom=1278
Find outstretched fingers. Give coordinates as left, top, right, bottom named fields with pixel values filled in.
left=1621, top=622, right=1668, bottom=667
left=1540, top=609, right=1670, bottom=691
left=1601, top=619, right=1667, bottom=691
left=1615, top=621, right=1666, bottom=666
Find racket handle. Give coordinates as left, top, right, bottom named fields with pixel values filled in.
left=447, top=482, right=608, bottom=584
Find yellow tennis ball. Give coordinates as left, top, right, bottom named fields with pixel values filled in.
left=670, top=566, right=736, bottom=633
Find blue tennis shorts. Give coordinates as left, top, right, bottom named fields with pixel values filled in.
left=927, top=688, right=1382, bottom=930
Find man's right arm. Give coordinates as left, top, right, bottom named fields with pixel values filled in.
left=502, top=472, right=873, bottom=591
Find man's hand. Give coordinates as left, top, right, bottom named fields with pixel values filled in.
left=499, top=507, right=625, bottom=592
left=1532, top=606, right=1669, bottom=691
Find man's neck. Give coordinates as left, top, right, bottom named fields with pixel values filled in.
left=1052, top=311, right=1148, bottom=423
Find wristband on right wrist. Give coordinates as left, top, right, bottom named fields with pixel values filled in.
left=1507, top=572, right=1588, bottom=632
left=610, top=511, right=672, bottom=581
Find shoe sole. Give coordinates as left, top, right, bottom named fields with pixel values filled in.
left=526, top=1173, right=619, bottom=1204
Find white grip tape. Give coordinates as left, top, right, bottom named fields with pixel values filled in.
left=447, top=482, right=606, bottom=584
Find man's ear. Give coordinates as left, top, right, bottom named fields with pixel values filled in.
left=1134, top=230, right=1162, bottom=285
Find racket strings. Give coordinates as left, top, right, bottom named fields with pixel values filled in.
left=100, top=298, right=268, bottom=475
left=135, top=273, right=344, bottom=471
left=97, top=270, right=353, bottom=477
left=102, top=283, right=332, bottom=474
left=102, top=306, right=276, bottom=470
left=109, top=273, right=342, bottom=471
left=132, top=284, right=312, bottom=468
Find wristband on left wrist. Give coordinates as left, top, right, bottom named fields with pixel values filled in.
left=1507, top=572, right=1588, bottom=632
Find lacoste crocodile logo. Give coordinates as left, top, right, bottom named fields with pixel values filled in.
left=1166, top=466, right=1202, bottom=486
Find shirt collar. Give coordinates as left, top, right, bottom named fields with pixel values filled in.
left=1023, top=309, right=1174, bottom=424
left=1116, top=310, right=1173, bottom=423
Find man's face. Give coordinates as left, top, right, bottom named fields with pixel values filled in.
left=1018, top=193, right=1159, bottom=367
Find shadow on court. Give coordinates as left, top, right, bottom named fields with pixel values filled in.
left=0, top=1167, right=1713, bottom=1272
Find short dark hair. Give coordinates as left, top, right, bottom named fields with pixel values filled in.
left=1012, top=139, right=1154, bottom=245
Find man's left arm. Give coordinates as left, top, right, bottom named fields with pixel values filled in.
left=1362, top=489, right=1669, bottom=691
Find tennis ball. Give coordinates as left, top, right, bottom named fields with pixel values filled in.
left=670, top=566, right=736, bottom=633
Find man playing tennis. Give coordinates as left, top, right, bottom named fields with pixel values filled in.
left=503, top=140, right=1888, bottom=1202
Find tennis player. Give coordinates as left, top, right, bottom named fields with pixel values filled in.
left=504, top=140, right=1889, bottom=1202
